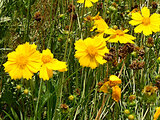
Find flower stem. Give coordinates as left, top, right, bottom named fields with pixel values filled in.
left=34, top=79, right=43, bottom=120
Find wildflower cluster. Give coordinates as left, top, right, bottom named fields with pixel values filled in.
left=100, top=75, right=122, bottom=102
left=2, top=1, right=160, bottom=120
left=3, top=42, right=67, bottom=81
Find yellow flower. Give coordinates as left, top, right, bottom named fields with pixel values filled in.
left=3, top=42, right=41, bottom=80
left=109, top=75, right=122, bottom=87
left=74, top=35, right=109, bottom=69
left=154, top=107, right=160, bottom=120
left=129, top=7, right=160, bottom=36
left=112, top=85, right=121, bottom=102
left=77, top=0, right=98, bottom=8
left=99, top=81, right=110, bottom=93
left=39, top=49, right=67, bottom=80
left=24, top=89, right=29, bottom=94
left=91, top=13, right=109, bottom=34
left=105, top=29, right=135, bottom=44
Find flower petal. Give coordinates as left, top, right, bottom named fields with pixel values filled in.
left=134, top=24, right=144, bottom=33
left=141, top=7, right=150, bottom=18
left=142, top=25, right=152, bottom=36
left=131, top=12, right=143, bottom=20
left=95, top=55, right=107, bottom=64
left=79, top=55, right=91, bottom=67
left=89, top=58, right=99, bottom=69
left=39, top=65, right=49, bottom=80
left=74, top=39, right=87, bottom=51
left=129, top=20, right=142, bottom=25
left=85, top=0, right=93, bottom=7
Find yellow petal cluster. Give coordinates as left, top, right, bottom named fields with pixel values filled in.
left=39, top=49, right=67, bottom=80
left=154, top=107, right=160, bottom=120
left=3, top=43, right=67, bottom=81
left=100, top=75, right=122, bottom=102
left=112, top=85, right=121, bottom=102
left=99, top=81, right=110, bottom=93
left=3, top=42, right=41, bottom=80
left=109, top=75, right=122, bottom=87
left=77, top=0, right=98, bottom=8
left=90, top=13, right=135, bottom=44
left=91, top=13, right=109, bottom=35
left=129, top=7, right=160, bottom=36
left=74, top=35, right=109, bottom=69
left=105, top=29, right=135, bottom=44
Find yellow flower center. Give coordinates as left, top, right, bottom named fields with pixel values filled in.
left=115, top=30, right=124, bottom=36
left=41, top=55, right=52, bottom=64
left=86, top=46, right=97, bottom=57
left=142, top=17, right=150, bottom=25
left=16, top=54, right=28, bottom=68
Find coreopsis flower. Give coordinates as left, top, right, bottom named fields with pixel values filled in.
left=109, top=75, right=122, bottom=87
left=39, top=49, right=67, bottom=80
left=77, top=0, right=98, bottom=8
left=129, top=7, right=160, bottom=36
left=105, top=29, right=135, bottom=44
left=3, top=42, right=41, bottom=80
left=74, top=35, right=109, bottom=69
left=91, top=13, right=109, bottom=35
left=154, top=107, right=160, bottom=120
left=112, top=85, right=121, bottom=102
left=100, top=75, right=121, bottom=93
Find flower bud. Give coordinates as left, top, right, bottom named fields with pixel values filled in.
left=16, top=85, right=21, bottom=90
left=24, top=89, right=29, bottom=95
left=131, top=51, right=137, bottom=57
left=124, top=109, right=130, bottom=114
left=68, top=95, right=74, bottom=101
left=109, top=6, right=117, bottom=11
left=113, top=25, right=118, bottom=30
left=157, top=57, right=160, bottom=63
left=128, top=114, right=134, bottom=120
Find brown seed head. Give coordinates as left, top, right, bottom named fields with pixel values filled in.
left=60, top=104, right=69, bottom=110
left=68, top=4, right=75, bottom=13
left=152, top=2, right=158, bottom=9
left=129, top=95, right=136, bottom=101
left=34, top=11, right=42, bottom=22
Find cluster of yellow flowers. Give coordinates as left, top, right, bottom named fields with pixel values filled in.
left=74, top=6, right=160, bottom=69
left=100, top=75, right=122, bottom=102
left=3, top=42, right=67, bottom=81
left=74, top=12, right=135, bottom=69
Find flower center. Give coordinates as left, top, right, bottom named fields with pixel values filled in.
left=142, top=17, right=150, bottom=25
left=86, top=46, right=97, bottom=57
left=41, top=55, right=52, bottom=64
left=115, top=30, right=124, bottom=36
left=16, top=54, right=28, bottom=68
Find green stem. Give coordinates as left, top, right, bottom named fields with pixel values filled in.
left=24, top=0, right=31, bottom=42
left=34, top=79, right=43, bottom=120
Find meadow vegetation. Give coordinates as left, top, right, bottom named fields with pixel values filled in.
left=0, top=0, right=160, bottom=120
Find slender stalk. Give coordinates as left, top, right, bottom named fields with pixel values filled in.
left=24, top=0, right=31, bottom=42
left=34, top=79, right=43, bottom=120
left=142, top=107, right=149, bottom=120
